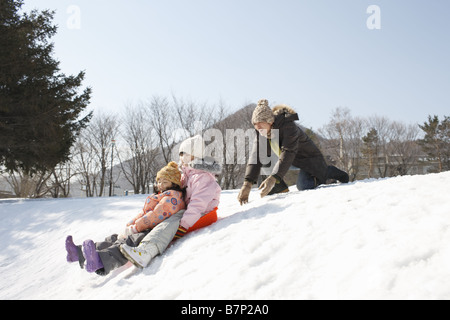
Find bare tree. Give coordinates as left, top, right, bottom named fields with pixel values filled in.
left=366, top=115, right=393, bottom=178
left=345, top=116, right=365, bottom=181
left=118, top=103, right=160, bottom=194
left=212, top=103, right=255, bottom=189
left=5, top=169, right=51, bottom=198
left=173, top=95, right=218, bottom=137
left=48, top=162, right=77, bottom=198
left=84, top=113, right=120, bottom=196
left=72, top=132, right=100, bottom=197
left=320, top=107, right=350, bottom=169
left=147, top=96, right=179, bottom=163
left=388, top=121, right=421, bottom=176
left=319, top=107, right=365, bottom=181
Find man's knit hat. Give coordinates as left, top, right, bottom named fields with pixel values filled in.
left=252, top=99, right=275, bottom=125
left=156, top=161, right=182, bottom=186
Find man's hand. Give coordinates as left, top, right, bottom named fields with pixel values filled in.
left=237, top=180, right=253, bottom=205
left=259, top=176, right=276, bottom=198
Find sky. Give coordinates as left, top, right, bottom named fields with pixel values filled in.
left=21, top=0, right=450, bottom=130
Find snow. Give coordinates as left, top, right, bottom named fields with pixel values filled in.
left=1, top=172, right=450, bottom=300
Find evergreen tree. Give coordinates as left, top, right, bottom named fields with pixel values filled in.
left=362, top=128, right=379, bottom=178
left=418, top=115, right=450, bottom=172
left=438, top=116, right=450, bottom=171
left=0, top=0, right=92, bottom=174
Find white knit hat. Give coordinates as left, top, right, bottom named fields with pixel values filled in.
left=179, top=135, right=205, bottom=159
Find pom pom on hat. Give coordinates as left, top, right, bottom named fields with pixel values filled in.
left=252, top=99, right=275, bottom=125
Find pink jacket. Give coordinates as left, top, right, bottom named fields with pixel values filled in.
left=180, top=165, right=221, bottom=229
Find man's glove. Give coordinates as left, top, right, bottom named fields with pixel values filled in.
left=259, top=176, right=277, bottom=198
left=237, top=180, right=253, bottom=205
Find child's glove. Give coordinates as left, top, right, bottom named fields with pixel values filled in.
left=174, top=226, right=188, bottom=239
left=119, top=225, right=138, bottom=239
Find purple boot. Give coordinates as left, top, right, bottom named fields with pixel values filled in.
left=82, top=240, right=104, bottom=273
left=65, top=236, right=79, bottom=263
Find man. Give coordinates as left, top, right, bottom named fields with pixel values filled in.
left=238, top=99, right=349, bottom=205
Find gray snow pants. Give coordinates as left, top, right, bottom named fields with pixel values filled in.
left=139, top=210, right=185, bottom=255
left=96, top=232, right=151, bottom=275
left=77, top=210, right=185, bottom=275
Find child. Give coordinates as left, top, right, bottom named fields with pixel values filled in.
left=65, top=161, right=185, bottom=276
left=124, top=162, right=186, bottom=235
left=120, top=135, right=222, bottom=268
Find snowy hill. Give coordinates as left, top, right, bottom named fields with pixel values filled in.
left=1, top=172, right=450, bottom=300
